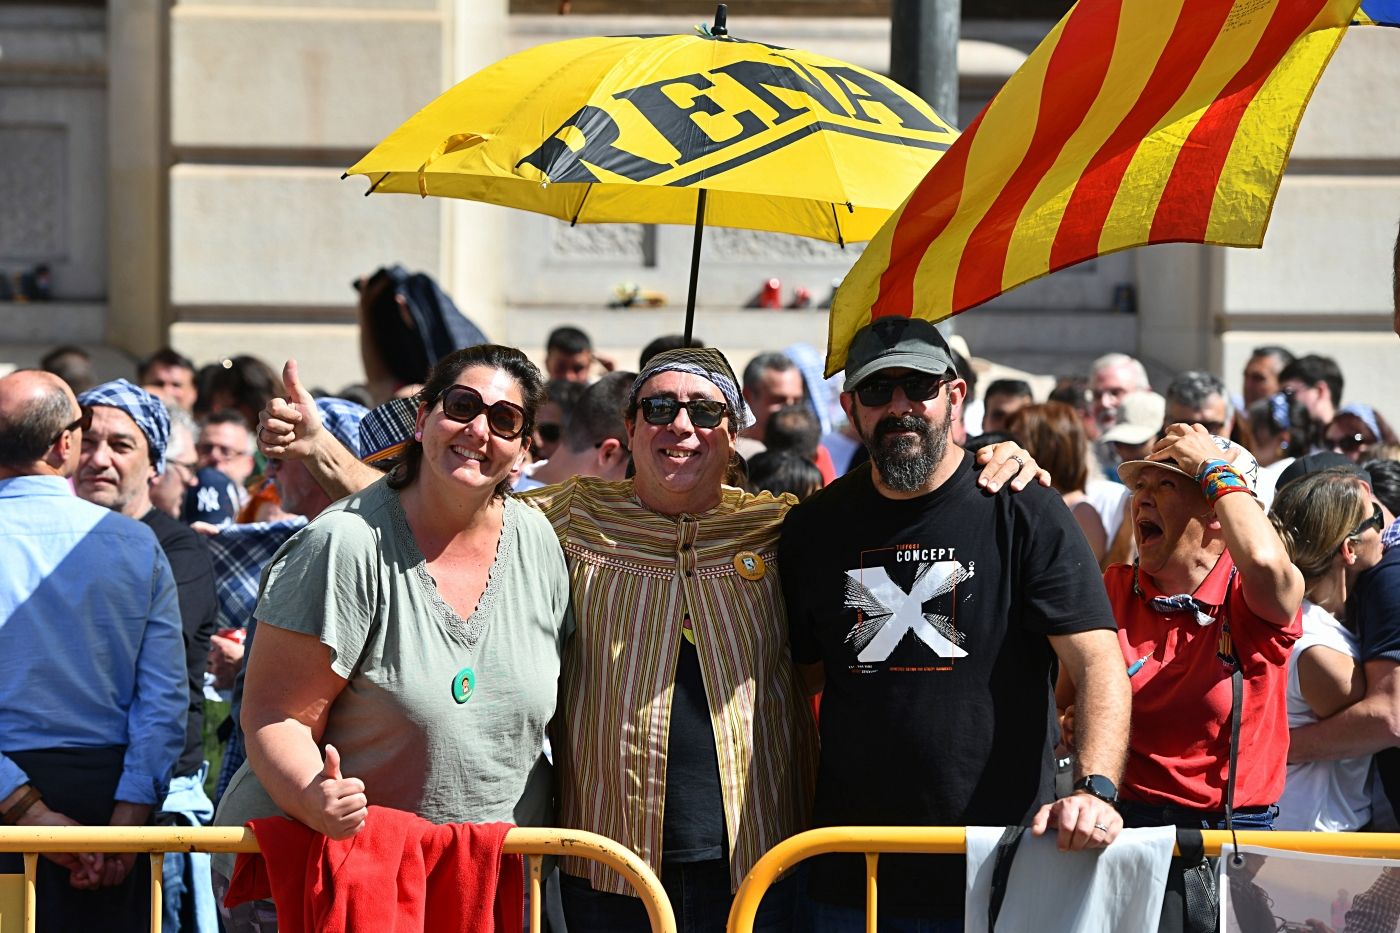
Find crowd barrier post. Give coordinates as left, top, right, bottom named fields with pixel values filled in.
left=724, top=826, right=1400, bottom=933
left=0, top=825, right=676, bottom=933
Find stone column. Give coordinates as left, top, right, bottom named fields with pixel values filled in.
left=106, top=0, right=167, bottom=356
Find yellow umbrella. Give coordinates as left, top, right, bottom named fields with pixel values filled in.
left=346, top=5, right=957, bottom=338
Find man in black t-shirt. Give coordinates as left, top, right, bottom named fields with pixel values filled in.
left=780, top=318, right=1131, bottom=925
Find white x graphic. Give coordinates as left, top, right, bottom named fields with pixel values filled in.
left=844, top=563, right=969, bottom=662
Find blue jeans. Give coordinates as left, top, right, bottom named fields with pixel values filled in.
left=801, top=900, right=964, bottom=933
left=158, top=764, right=218, bottom=933
left=561, top=858, right=796, bottom=933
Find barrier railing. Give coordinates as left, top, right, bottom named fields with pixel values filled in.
left=725, top=826, right=1400, bottom=933
left=0, top=825, right=677, bottom=933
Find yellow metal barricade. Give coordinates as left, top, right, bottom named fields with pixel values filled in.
left=0, top=825, right=676, bottom=933
left=725, top=826, right=1400, bottom=933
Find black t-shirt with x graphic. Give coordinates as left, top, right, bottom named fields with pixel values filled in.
left=780, top=452, right=1116, bottom=918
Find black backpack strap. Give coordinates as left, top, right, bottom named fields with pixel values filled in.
left=988, top=826, right=1026, bottom=932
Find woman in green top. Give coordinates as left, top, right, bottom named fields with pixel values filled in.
left=214, top=346, right=574, bottom=916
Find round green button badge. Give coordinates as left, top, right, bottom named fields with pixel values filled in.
left=451, top=667, right=475, bottom=704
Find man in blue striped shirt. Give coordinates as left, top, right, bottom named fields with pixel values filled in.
left=0, top=369, right=187, bottom=933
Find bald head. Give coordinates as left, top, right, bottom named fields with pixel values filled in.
left=0, top=370, right=82, bottom=474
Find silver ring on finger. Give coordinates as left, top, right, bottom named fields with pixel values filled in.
left=1093, top=822, right=1110, bottom=833
left=1010, top=454, right=1025, bottom=469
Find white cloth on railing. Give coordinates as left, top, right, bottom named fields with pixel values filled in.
left=964, top=825, right=1176, bottom=933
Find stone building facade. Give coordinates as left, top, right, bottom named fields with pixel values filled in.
left=1, top=0, right=1395, bottom=405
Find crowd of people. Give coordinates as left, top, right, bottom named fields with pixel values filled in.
left=2, top=263, right=1400, bottom=933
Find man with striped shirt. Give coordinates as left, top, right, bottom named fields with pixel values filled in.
left=254, top=347, right=1043, bottom=931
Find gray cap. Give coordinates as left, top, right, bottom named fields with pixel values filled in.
left=842, top=317, right=956, bottom=392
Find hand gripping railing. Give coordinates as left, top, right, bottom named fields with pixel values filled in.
left=0, top=825, right=676, bottom=933
left=724, top=826, right=1400, bottom=933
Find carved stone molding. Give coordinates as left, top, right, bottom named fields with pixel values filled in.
left=548, top=222, right=648, bottom=262
left=0, top=124, right=67, bottom=262
left=707, top=226, right=865, bottom=263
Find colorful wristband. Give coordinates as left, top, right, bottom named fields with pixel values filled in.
left=1207, top=484, right=1254, bottom=506
left=1194, top=458, right=1232, bottom=485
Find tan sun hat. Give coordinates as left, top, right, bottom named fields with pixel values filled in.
left=1117, top=434, right=1260, bottom=493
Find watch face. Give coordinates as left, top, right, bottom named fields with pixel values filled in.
left=1081, top=775, right=1117, bottom=801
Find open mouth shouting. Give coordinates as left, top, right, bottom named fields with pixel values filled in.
left=1136, top=518, right=1164, bottom=548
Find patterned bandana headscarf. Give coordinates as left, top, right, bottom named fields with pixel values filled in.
left=77, top=378, right=170, bottom=474
left=315, top=397, right=368, bottom=459
left=629, top=347, right=755, bottom=431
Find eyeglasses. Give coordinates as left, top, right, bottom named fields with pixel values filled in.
left=853, top=374, right=946, bottom=407
left=196, top=441, right=249, bottom=460
left=435, top=384, right=528, bottom=440
left=535, top=423, right=561, bottom=445
left=638, top=396, right=728, bottom=429
left=50, top=406, right=92, bottom=445
left=1329, top=432, right=1371, bottom=453
left=1349, top=502, right=1384, bottom=539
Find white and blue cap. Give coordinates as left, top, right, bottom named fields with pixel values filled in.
left=1117, top=435, right=1259, bottom=493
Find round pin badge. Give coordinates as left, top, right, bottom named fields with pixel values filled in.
left=451, top=667, right=475, bottom=704
left=733, top=550, right=766, bottom=581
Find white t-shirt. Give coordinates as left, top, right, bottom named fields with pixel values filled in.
left=1083, top=478, right=1130, bottom=541
left=1254, top=457, right=1294, bottom=510
left=1276, top=600, right=1372, bottom=831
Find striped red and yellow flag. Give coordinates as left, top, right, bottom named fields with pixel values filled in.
left=827, top=0, right=1362, bottom=376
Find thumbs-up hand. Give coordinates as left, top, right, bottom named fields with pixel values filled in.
left=258, top=359, right=322, bottom=461
left=302, top=744, right=368, bottom=840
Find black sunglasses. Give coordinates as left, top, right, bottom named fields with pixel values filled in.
left=638, top=396, right=728, bottom=429
left=535, top=423, right=562, bottom=444
left=1349, top=502, right=1384, bottom=539
left=1329, top=432, right=1371, bottom=453
left=854, top=374, right=946, bottom=407
left=435, top=385, right=528, bottom=440
left=50, top=406, right=92, bottom=445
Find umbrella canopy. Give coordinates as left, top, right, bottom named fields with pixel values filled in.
left=346, top=15, right=957, bottom=333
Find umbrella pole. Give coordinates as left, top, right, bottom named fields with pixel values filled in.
left=684, top=189, right=707, bottom=343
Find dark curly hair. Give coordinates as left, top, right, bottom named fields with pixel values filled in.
left=387, top=345, right=546, bottom=498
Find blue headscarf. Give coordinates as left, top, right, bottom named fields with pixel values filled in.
left=77, top=379, right=170, bottom=474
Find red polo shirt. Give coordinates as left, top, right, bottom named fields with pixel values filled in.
left=1107, top=551, right=1301, bottom=810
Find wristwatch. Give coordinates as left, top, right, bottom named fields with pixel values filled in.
left=1073, top=774, right=1118, bottom=805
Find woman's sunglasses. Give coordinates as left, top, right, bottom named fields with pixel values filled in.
left=1329, top=432, right=1372, bottom=454
left=638, top=397, right=728, bottom=429
left=434, top=385, right=528, bottom=440
left=1349, top=501, right=1385, bottom=539
left=853, top=374, right=946, bottom=407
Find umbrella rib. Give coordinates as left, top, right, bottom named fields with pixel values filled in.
left=570, top=184, right=595, bottom=226
left=364, top=173, right=390, bottom=197
left=831, top=203, right=845, bottom=249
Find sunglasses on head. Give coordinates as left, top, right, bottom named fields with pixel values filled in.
left=1349, top=501, right=1384, bottom=539
left=1329, top=432, right=1371, bottom=453
left=854, top=373, right=946, bottom=408
left=638, top=396, right=728, bottom=429
left=51, top=405, right=92, bottom=445
left=435, top=384, right=528, bottom=440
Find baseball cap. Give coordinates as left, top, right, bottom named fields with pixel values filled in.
left=1277, top=451, right=1371, bottom=492
left=1101, top=391, right=1166, bottom=446
left=1117, top=435, right=1260, bottom=493
left=842, top=317, right=956, bottom=393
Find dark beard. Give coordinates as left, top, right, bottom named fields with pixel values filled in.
left=858, top=407, right=951, bottom=492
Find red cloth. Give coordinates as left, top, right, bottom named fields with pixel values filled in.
left=1108, top=552, right=1301, bottom=810
left=224, top=806, right=523, bottom=933
left=814, top=444, right=837, bottom=485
